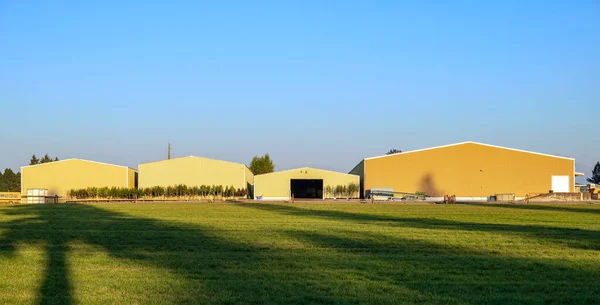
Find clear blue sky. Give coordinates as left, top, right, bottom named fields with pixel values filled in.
left=1, top=1, right=598, bottom=181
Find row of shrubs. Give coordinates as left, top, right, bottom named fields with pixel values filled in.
left=324, top=183, right=359, bottom=199
left=68, top=185, right=249, bottom=199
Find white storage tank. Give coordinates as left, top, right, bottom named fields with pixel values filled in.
left=27, top=188, right=48, bottom=204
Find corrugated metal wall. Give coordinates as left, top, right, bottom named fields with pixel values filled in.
left=362, top=142, right=574, bottom=197
left=21, top=159, right=130, bottom=197
left=139, top=156, right=250, bottom=189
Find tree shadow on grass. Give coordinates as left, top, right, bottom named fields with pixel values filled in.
left=463, top=203, right=600, bottom=216
left=236, top=203, right=600, bottom=251
left=0, top=203, right=599, bottom=304
left=285, top=229, right=600, bottom=304
left=0, top=204, right=266, bottom=304
left=38, top=236, right=70, bottom=305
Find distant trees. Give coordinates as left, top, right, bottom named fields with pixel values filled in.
left=30, top=154, right=59, bottom=165
left=386, top=149, right=402, bottom=155
left=0, top=168, right=20, bottom=192
left=588, top=162, right=600, bottom=184
left=249, top=154, right=275, bottom=175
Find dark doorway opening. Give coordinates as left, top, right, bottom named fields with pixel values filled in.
left=291, top=179, right=323, bottom=199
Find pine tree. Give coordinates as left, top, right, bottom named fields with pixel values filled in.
left=13, top=172, right=21, bottom=192
left=2, top=169, right=19, bottom=192
left=54, top=157, right=59, bottom=161
left=587, top=162, right=600, bottom=184
left=40, top=154, right=53, bottom=163
left=30, top=154, right=40, bottom=165
left=0, top=171, right=6, bottom=192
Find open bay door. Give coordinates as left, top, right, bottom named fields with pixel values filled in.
left=551, top=176, right=570, bottom=193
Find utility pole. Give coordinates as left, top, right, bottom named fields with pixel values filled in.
left=168, top=141, right=171, bottom=160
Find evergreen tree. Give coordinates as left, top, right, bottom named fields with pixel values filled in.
left=13, top=172, right=21, bottom=192
left=587, top=162, right=600, bottom=184
left=2, top=169, right=19, bottom=192
left=40, top=154, right=53, bottom=163
left=54, top=157, right=59, bottom=161
left=0, top=171, right=6, bottom=192
left=30, top=154, right=40, bottom=165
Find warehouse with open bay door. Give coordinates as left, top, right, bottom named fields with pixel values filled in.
left=350, top=141, right=577, bottom=200
left=254, top=167, right=360, bottom=201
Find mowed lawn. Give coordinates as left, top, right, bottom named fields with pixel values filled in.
left=1, top=203, right=600, bottom=304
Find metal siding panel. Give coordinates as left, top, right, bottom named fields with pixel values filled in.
left=138, top=156, right=247, bottom=189
left=364, top=142, right=574, bottom=197
left=21, top=159, right=129, bottom=197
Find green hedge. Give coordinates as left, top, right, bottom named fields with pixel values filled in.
left=324, top=182, right=359, bottom=199
left=67, top=185, right=248, bottom=200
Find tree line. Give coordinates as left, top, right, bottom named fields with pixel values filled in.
left=68, top=185, right=249, bottom=200
left=30, top=154, right=59, bottom=165
left=0, top=169, right=20, bottom=192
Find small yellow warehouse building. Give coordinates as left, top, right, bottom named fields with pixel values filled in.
left=254, top=167, right=360, bottom=200
left=21, top=159, right=137, bottom=198
left=350, top=142, right=576, bottom=199
left=138, top=156, right=254, bottom=191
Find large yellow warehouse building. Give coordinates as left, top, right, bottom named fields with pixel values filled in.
left=350, top=142, right=576, bottom=199
left=138, top=156, right=254, bottom=191
left=254, top=167, right=360, bottom=200
left=21, top=159, right=137, bottom=198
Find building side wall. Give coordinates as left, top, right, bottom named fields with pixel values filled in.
left=349, top=160, right=365, bottom=198
left=139, top=157, right=247, bottom=189
left=255, top=168, right=359, bottom=199
left=21, top=160, right=129, bottom=197
left=364, top=143, right=574, bottom=197
left=244, top=166, right=255, bottom=197
left=245, top=166, right=254, bottom=185
left=127, top=168, right=138, bottom=189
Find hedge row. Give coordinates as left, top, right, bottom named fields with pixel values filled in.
left=324, top=183, right=359, bottom=199
left=68, top=185, right=249, bottom=199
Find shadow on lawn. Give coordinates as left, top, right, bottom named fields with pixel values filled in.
left=285, top=229, right=600, bottom=304
left=0, top=204, right=262, bottom=304
left=463, top=203, right=600, bottom=215
left=0, top=203, right=599, bottom=304
left=236, top=203, right=600, bottom=251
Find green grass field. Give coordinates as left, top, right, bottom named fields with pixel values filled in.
left=1, top=202, right=599, bottom=305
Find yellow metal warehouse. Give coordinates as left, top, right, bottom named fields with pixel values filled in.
left=21, top=159, right=137, bottom=198
left=350, top=142, right=576, bottom=199
left=254, top=167, right=360, bottom=200
left=138, top=156, right=254, bottom=191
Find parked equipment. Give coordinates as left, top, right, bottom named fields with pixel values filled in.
left=26, top=189, right=48, bottom=204
left=366, top=188, right=427, bottom=201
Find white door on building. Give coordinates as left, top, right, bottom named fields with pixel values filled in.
left=551, top=176, right=570, bottom=193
